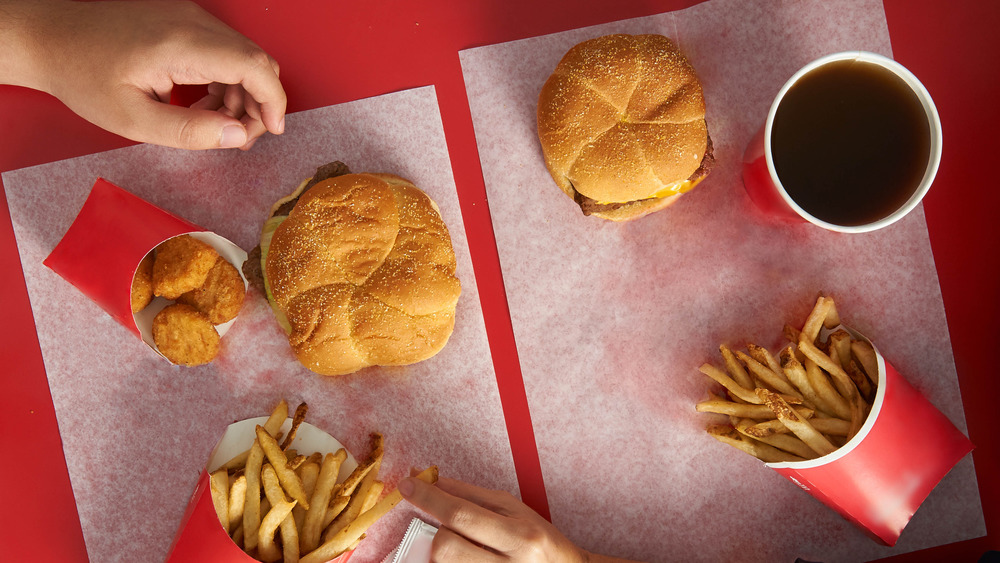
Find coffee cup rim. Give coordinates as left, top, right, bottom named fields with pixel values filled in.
left=763, top=51, right=943, bottom=233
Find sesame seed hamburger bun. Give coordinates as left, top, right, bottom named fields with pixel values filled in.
left=258, top=163, right=461, bottom=376
left=537, top=34, right=714, bottom=221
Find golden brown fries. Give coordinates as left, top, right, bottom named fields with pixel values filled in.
left=228, top=475, right=247, bottom=532
left=734, top=419, right=814, bottom=459
left=293, top=461, right=320, bottom=539
left=696, top=295, right=880, bottom=463
left=756, top=389, right=837, bottom=457
left=695, top=398, right=815, bottom=419
left=301, top=466, right=439, bottom=563
left=210, top=469, right=230, bottom=533
left=261, top=465, right=299, bottom=563
left=706, top=424, right=804, bottom=463
left=302, top=451, right=347, bottom=552
left=256, top=426, right=310, bottom=509
left=280, top=403, right=310, bottom=451
left=210, top=400, right=430, bottom=562
left=720, top=344, right=754, bottom=390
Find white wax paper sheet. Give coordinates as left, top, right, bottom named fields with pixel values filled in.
left=3, top=86, right=517, bottom=563
left=459, top=0, right=984, bottom=561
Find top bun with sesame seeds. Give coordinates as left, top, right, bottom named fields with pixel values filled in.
left=260, top=165, right=461, bottom=376
left=537, top=34, right=714, bottom=222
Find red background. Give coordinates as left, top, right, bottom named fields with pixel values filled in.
left=1, top=1, right=996, bottom=561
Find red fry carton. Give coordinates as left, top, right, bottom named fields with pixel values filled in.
left=765, top=326, right=973, bottom=546
left=166, top=417, right=359, bottom=563
left=44, top=178, right=248, bottom=362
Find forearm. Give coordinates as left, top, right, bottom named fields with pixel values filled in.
left=0, top=0, right=72, bottom=91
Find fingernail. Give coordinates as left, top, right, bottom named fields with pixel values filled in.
left=398, top=478, right=414, bottom=497
left=277, top=117, right=285, bottom=134
left=220, top=125, right=247, bottom=148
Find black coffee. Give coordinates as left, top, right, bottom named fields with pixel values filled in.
left=770, top=60, right=932, bottom=226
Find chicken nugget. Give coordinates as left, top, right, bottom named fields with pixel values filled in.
left=177, top=258, right=246, bottom=324
left=152, top=304, right=220, bottom=366
left=153, top=235, right=219, bottom=300
left=130, top=252, right=155, bottom=313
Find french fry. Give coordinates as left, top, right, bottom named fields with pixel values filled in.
left=828, top=329, right=853, bottom=368
left=697, top=297, right=880, bottom=467
left=361, top=481, right=384, bottom=513
left=258, top=497, right=297, bottom=563
left=287, top=455, right=307, bottom=471
left=209, top=469, right=230, bottom=533
left=303, top=450, right=347, bottom=553
left=747, top=344, right=783, bottom=380
left=220, top=450, right=251, bottom=472
left=706, top=424, right=805, bottom=463
left=720, top=344, right=754, bottom=389
left=695, top=399, right=813, bottom=420
left=262, top=464, right=300, bottom=563
left=734, top=350, right=801, bottom=398
left=219, top=402, right=419, bottom=562
left=260, top=496, right=271, bottom=521
left=846, top=359, right=875, bottom=403
left=698, top=364, right=760, bottom=404
left=822, top=295, right=841, bottom=328
left=243, top=440, right=265, bottom=552
left=735, top=418, right=816, bottom=460
left=827, top=341, right=843, bottom=370
left=809, top=416, right=852, bottom=436
left=739, top=418, right=787, bottom=438
left=222, top=400, right=289, bottom=470
left=334, top=434, right=384, bottom=499
left=256, top=425, right=310, bottom=508
left=745, top=416, right=851, bottom=438
left=798, top=339, right=869, bottom=435
left=280, top=402, right=309, bottom=451
left=294, top=461, right=321, bottom=540
left=799, top=340, right=856, bottom=399
left=231, top=522, right=244, bottom=549
left=302, top=466, right=439, bottom=563
left=757, top=388, right=836, bottom=457
left=324, top=459, right=379, bottom=542
left=804, top=357, right=851, bottom=420
left=779, top=348, right=827, bottom=415
left=228, top=474, right=247, bottom=532
left=322, top=496, right=351, bottom=531
left=800, top=296, right=832, bottom=345
left=346, top=534, right=366, bottom=553
left=851, top=340, right=880, bottom=381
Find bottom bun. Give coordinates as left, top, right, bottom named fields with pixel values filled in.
left=587, top=193, right=683, bottom=222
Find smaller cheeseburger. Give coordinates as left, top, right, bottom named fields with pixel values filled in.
left=537, top=34, right=714, bottom=221
left=255, top=162, right=461, bottom=376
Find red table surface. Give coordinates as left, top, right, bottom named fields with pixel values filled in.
left=1, top=1, right=996, bottom=561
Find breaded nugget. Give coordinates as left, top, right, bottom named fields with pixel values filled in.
left=130, top=252, right=155, bottom=313
left=152, top=304, right=220, bottom=366
left=177, top=258, right=246, bottom=324
left=153, top=235, right=219, bottom=300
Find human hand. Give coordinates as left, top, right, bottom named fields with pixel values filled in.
left=11, top=0, right=286, bottom=150
left=398, top=476, right=586, bottom=563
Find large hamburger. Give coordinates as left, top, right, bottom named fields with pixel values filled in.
left=246, top=162, right=461, bottom=376
left=537, top=34, right=714, bottom=221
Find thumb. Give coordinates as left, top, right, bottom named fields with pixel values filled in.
left=126, top=94, right=248, bottom=150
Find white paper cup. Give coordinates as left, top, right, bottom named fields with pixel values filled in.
left=742, top=51, right=942, bottom=233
